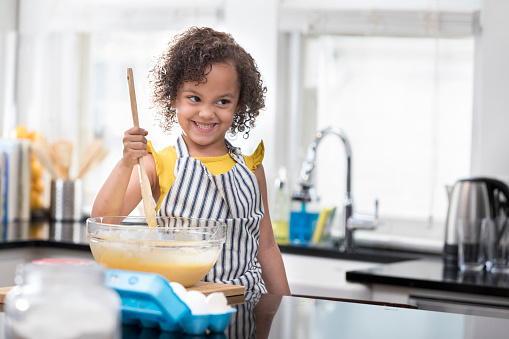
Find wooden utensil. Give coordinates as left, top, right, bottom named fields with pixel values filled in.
left=77, top=139, right=102, bottom=178
left=77, top=139, right=108, bottom=179
left=85, top=146, right=108, bottom=174
left=127, top=68, right=157, bottom=228
left=52, top=140, right=73, bottom=180
left=31, top=139, right=59, bottom=180
left=49, top=144, right=64, bottom=179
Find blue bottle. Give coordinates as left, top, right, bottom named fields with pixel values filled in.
left=289, top=197, right=319, bottom=246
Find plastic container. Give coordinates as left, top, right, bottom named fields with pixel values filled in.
left=272, top=167, right=290, bottom=244
left=104, top=269, right=236, bottom=335
left=4, top=258, right=121, bottom=339
left=289, top=197, right=320, bottom=246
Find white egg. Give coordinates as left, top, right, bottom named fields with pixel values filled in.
left=169, top=282, right=187, bottom=301
left=206, top=292, right=230, bottom=314
left=182, top=290, right=208, bottom=315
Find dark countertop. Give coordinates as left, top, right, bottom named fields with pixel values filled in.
left=3, top=220, right=509, bottom=299
left=346, top=256, right=509, bottom=298
left=277, top=243, right=423, bottom=263
left=2, top=220, right=509, bottom=337
left=0, top=220, right=423, bottom=262
left=122, top=293, right=509, bottom=338
left=0, top=220, right=90, bottom=251
left=281, top=244, right=509, bottom=299
left=2, top=292, right=509, bottom=339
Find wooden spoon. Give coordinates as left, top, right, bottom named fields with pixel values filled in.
left=31, top=139, right=60, bottom=180
left=127, top=68, right=157, bottom=228
left=52, top=140, right=73, bottom=180
left=77, top=139, right=106, bottom=179
left=77, top=146, right=108, bottom=179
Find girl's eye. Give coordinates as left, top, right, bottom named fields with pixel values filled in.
left=218, top=99, right=231, bottom=105
left=188, top=96, right=200, bottom=103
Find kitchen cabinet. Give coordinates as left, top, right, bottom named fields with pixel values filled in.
left=370, top=284, right=509, bottom=319
left=281, top=245, right=509, bottom=320
left=279, top=245, right=420, bottom=300
left=347, top=257, right=509, bottom=319
left=282, top=253, right=376, bottom=300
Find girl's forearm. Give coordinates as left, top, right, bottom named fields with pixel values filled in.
left=260, top=242, right=292, bottom=296
left=91, top=160, right=137, bottom=217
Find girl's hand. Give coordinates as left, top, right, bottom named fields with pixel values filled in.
left=121, top=127, right=148, bottom=168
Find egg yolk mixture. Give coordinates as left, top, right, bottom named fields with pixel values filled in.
left=90, top=241, right=220, bottom=287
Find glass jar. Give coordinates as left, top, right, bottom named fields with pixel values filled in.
left=4, top=258, right=121, bottom=339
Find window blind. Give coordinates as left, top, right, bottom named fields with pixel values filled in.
left=18, top=0, right=224, bottom=33
left=279, top=2, right=481, bottom=37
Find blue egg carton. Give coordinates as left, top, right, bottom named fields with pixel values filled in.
left=104, top=269, right=236, bottom=335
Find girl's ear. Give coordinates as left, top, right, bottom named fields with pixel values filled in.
left=235, top=104, right=242, bottom=115
left=170, top=99, right=178, bottom=111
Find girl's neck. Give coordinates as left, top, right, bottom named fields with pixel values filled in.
left=182, top=135, right=229, bottom=158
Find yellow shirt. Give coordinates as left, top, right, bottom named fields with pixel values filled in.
left=147, top=140, right=264, bottom=211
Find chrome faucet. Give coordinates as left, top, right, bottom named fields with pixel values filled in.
left=296, top=126, right=379, bottom=252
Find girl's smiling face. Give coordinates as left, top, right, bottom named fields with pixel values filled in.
left=175, top=62, right=240, bottom=157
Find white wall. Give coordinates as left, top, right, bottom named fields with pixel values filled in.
left=223, top=0, right=279, bottom=187
left=472, top=0, right=509, bottom=182
left=1, top=0, right=509, bottom=217
left=0, top=0, right=17, bottom=137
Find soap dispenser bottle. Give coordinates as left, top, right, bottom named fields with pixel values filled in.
left=289, top=184, right=320, bottom=246
left=271, top=167, right=290, bottom=244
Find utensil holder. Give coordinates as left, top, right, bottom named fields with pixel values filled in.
left=50, top=179, right=83, bottom=221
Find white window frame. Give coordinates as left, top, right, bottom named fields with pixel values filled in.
left=274, top=1, right=487, bottom=247
left=8, top=0, right=280, bottom=212
left=5, top=0, right=509, bottom=250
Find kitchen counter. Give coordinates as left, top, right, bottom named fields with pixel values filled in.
left=1, top=220, right=425, bottom=262
left=0, top=220, right=89, bottom=251
left=3, top=220, right=509, bottom=335
left=1, top=292, right=509, bottom=338
left=278, top=243, right=423, bottom=263
left=346, top=257, right=509, bottom=298
left=3, top=220, right=509, bottom=301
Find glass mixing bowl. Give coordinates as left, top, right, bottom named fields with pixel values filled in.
left=86, top=216, right=226, bottom=287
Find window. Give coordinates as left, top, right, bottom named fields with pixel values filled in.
left=87, top=31, right=179, bottom=212
left=306, top=36, right=473, bottom=223
left=12, top=0, right=226, bottom=213
left=276, top=1, right=480, bottom=240
left=9, top=0, right=489, bottom=238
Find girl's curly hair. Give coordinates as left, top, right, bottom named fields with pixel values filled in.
left=149, top=27, right=266, bottom=138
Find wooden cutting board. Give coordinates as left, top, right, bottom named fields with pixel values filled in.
left=0, top=286, right=11, bottom=304
left=188, top=282, right=245, bottom=305
left=0, top=282, right=244, bottom=305
left=187, top=281, right=244, bottom=297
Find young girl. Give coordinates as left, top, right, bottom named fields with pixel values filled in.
left=92, top=27, right=291, bottom=296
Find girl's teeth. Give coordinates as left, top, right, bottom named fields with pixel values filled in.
left=196, top=122, right=215, bottom=130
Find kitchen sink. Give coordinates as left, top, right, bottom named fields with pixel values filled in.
left=279, top=244, right=421, bottom=264
left=279, top=245, right=422, bottom=300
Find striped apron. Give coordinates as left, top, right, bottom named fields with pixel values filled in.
left=157, top=135, right=267, bottom=294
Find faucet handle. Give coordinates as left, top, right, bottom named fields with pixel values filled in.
left=347, top=199, right=379, bottom=231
